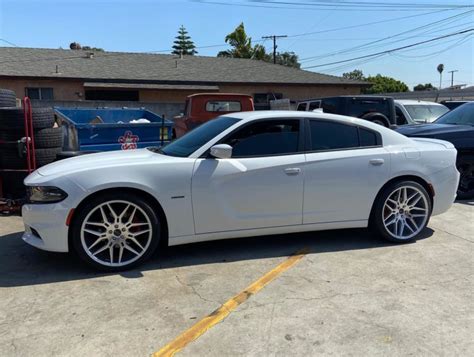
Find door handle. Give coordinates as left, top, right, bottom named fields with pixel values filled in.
left=369, top=158, right=385, bottom=166
left=284, top=168, right=301, bottom=175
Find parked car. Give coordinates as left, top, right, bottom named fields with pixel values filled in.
left=396, top=102, right=474, bottom=199
left=441, top=100, right=473, bottom=110
left=22, top=111, right=459, bottom=271
left=173, top=93, right=254, bottom=138
left=395, top=100, right=449, bottom=124
left=296, top=96, right=398, bottom=127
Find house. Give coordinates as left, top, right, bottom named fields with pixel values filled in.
left=0, top=47, right=368, bottom=114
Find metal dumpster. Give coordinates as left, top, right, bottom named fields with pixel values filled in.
left=55, top=107, right=173, bottom=152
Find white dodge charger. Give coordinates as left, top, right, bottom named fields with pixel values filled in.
left=22, top=111, right=460, bottom=270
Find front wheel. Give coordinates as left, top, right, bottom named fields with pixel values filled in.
left=71, top=193, right=160, bottom=271
left=371, top=181, right=432, bottom=243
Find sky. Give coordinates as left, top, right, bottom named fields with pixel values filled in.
left=0, top=0, right=473, bottom=89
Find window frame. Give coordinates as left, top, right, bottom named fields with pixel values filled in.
left=304, top=118, right=383, bottom=154
left=201, top=117, right=306, bottom=158
left=25, top=87, right=54, bottom=100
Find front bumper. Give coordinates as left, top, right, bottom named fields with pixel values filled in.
left=22, top=202, right=71, bottom=252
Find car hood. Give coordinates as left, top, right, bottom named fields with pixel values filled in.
left=396, top=123, right=473, bottom=136
left=37, top=149, right=171, bottom=177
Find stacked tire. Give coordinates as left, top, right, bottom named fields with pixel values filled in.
left=0, top=88, right=63, bottom=198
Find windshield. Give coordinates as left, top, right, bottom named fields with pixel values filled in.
left=434, top=102, right=474, bottom=125
left=157, top=116, right=240, bottom=157
left=405, top=104, right=449, bottom=122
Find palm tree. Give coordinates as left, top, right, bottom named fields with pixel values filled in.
left=437, top=64, right=444, bottom=90
left=217, top=23, right=266, bottom=60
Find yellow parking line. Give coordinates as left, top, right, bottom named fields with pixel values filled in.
left=152, top=248, right=309, bottom=357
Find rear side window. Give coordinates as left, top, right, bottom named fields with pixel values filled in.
left=222, top=119, right=300, bottom=157
left=308, top=101, right=321, bottom=110
left=359, top=128, right=378, bottom=146
left=309, top=121, right=358, bottom=150
left=297, top=103, right=307, bottom=111
left=320, top=98, right=339, bottom=114
left=206, top=101, right=242, bottom=112
left=308, top=120, right=380, bottom=151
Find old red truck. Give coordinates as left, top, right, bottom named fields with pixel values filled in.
left=173, top=93, right=254, bottom=138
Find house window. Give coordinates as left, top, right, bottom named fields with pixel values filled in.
left=85, top=90, right=139, bottom=101
left=26, top=87, right=54, bottom=100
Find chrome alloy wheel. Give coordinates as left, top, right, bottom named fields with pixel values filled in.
left=80, top=200, right=153, bottom=267
left=382, top=185, right=429, bottom=240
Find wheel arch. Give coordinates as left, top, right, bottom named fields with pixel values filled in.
left=68, top=187, right=169, bottom=250
left=369, top=175, right=434, bottom=224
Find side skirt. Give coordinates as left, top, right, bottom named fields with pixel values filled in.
left=168, top=220, right=368, bottom=246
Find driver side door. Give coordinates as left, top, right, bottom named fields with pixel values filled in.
left=191, top=118, right=305, bottom=234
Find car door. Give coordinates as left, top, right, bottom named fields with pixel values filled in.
left=192, top=118, right=305, bottom=234
left=303, top=119, right=391, bottom=224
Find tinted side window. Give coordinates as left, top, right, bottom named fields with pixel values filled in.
left=320, top=98, right=339, bottom=114
left=359, top=128, right=378, bottom=147
left=297, top=103, right=307, bottom=111
left=309, top=101, right=321, bottom=110
left=222, top=120, right=300, bottom=157
left=309, top=121, right=358, bottom=150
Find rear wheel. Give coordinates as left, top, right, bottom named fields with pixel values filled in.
left=456, top=155, right=474, bottom=200
left=71, top=193, right=161, bottom=271
left=371, top=181, right=432, bottom=243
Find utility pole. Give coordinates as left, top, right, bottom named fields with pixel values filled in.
left=262, top=35, right=287, bottom=64
left=448, top=70, right=459, bottom=88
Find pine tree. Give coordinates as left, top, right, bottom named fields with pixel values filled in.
left=172, top=25, right=197, bottom=56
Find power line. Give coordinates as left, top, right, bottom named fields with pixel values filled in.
left=193, top=0, right=473, bottom=12
left=262, top=35, right=288, bottom=63
left=299, top=9, right=473, bottom=62
left=0, top=38, right=18, bottom=47
left=302, top=28, right=474, bottom=69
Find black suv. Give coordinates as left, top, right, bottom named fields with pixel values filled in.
left=296, top=95, right=397, bottom=127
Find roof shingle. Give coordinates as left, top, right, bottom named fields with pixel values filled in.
left=0, top=47, right=367, bottom=86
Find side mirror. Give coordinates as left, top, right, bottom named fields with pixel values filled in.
left=210, top=144, right=232, bottom=159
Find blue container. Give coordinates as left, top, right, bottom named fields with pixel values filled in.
left=55, top=107, right=173, bottom=152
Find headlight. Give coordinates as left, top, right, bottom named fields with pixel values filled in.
left=26, top=186, right=68, bottom=203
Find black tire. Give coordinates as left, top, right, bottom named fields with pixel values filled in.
left=370, top=180, right=432, bottom=243
left=0, top=147, right=62, bottom=169
left=0, top=89, right=16, bottom=108
left=0, top=128, right=25, bottom=142
left=0, top=171, right=27, bottom=199
left=360, top=112, right=390, bottom=127
left=33, top=127, right=63, bottom=148
left=71, top=192, right=161, bottom=271
left=0, top=107, right=55, bottom=130
left=456, top=155, right=474, bottom=200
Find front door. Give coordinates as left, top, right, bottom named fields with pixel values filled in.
left=191, top=119, right=305, bottom=234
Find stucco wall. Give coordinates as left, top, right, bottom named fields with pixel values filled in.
left=0, top=78, right=84, bottom=101
left=0, top=78, right=362, bottom=104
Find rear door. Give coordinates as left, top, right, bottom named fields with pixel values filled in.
left=303, top=119, right=391, bottom=224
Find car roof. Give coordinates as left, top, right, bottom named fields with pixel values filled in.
left=226, top=110, right=398, bottom=136
left=298, top=95, right=391, bottom=103
left=395, top=99, right=446, bottom=106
